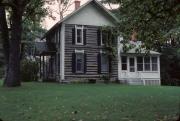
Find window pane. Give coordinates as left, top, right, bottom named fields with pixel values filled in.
left=137, top=57, right=143, bottom=71
left=152, top=57, right=157, bottom=63
left=122, top=56, right=127, bottom=63
left=101, top=54, right=108, bottom=72
left=77, top=29, right=82, bottom=43
left=121, top=56, right=127, bottom=70
left=129, top=58, right=135, bottom=72
left=130, top=58, right=134, bottom=66
left=122, top=64, right=127, bottom=70
left=145, top=64, right=150, bottom=71
left=76, top=53, right=84, bottom=72
left=137, top=57, right=143, bottom=63
left=130, top=68, right=135, bottom=72
left=152, top=64, right=158, bottom=71
left=144, top=57, right=150, bottom=63
left=137, top=64, right=143, bottom=71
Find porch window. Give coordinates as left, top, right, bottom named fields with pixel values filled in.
left=129, top=57, right=135, bottom=72
left=76, top=52, right=84, bottom=73
left=144, top=57, right=151, bottom=71
left=152, top=57, right=158, bottom=71
left=75, top=25, right=83, bottom=45
left=137, top=56, right=143, bottom=71
left=121, top=56, right=127, bottom=70
left=101, top=54, right=109, bottom=73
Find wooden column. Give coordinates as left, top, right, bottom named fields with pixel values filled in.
left=40, top=55, right=41, bottom=78
left=43, top=55, right=45, bottom=80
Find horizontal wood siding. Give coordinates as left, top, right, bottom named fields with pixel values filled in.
left=64, top=24, right=118, bottom=81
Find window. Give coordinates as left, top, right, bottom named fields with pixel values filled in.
left=152, top=57, right=158, bottom=71
left=75, top=25, right=83, bottom=45
left=137, top=56, right=143, bottom=71
left=101, top=31, right=107, bottom=45
left=101, top=54, right=109, bottom=73
left=76, top=52, right=84, bottom=73
left=144, top=57, right=150, bottom=71
left=121, top=56, right=127, bottom=70
left=129, top=57, right=135, bottom=72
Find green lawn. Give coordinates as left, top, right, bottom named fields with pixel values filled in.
left=0, top=82, right=180, bottom=121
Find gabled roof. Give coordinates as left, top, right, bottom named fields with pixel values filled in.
left=43, top=0, right=119, bottom=38
left=120, top=41, right=161, bottom=55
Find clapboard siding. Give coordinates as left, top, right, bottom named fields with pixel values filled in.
left=64, top=24, right=118, bottom=81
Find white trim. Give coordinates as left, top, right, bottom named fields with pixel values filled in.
left=100, top=30, right=104, bottom=46
left=118, top=36, right=123, bottom=80
left=75, top=49, right=84, bottom=53
left=60, top=23, right=65, bottom=81
left=75, top=25, right=84, bottom=45
left=158, top=56, right=161, bottom=85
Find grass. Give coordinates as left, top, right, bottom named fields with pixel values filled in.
left=0, top=82, right=179, bottom=121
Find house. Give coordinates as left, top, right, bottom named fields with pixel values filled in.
left=39, top=0, right=161, bottom=85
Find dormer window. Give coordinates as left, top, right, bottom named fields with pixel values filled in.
left=75, top=25, right=84, bottom=45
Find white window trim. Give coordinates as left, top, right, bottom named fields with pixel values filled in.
left=100, top=30, right=104, bottom=46
left=75, top=25, right=84, bottom=45
left=75, top=49, right=84, bottom=53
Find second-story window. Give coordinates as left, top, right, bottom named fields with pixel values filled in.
left=75, top=25, right=84, bottom=45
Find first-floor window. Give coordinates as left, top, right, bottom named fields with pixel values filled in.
left=137, top=56, right=143, bottom=71
left=101, top=54, right=109, bottom=73
left=152, top=57, right=158, bottom=71
left=144, top=56, right=151, bottom=71
left=121, top=56, right=127, bottom=70
left=129, top=57, right=135, bottom=72
left=76, top=53, right=84, bottom=73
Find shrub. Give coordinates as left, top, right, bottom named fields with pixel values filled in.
left=21, top=59, right=39, bottom=82
left=0, top=66, right=5, bottom=79
left=101, top=75, right=110, bottom=84
left=88, top=79, right=96, bottom=84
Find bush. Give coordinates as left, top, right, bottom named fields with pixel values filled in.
left=0, top=66, right=5, bottom=79
left=101, top=75, right=110, bottom=84
left=88, top=79, right=96, bottom=84
left=21, top=59, right=39, bottom=82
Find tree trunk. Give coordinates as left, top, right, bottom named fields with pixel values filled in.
left=0, top=6, right=10, bottom=80
left=3, top=8, right=22, bottom=87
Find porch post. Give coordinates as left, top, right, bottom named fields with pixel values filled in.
left=158, top=56, right=161, bottom=85
left=40, top=55, right=41, bottom=78
left=60, top=23, right=65, bottom=82
left=43, top=55, right=45, bottom=80
left=117, top=36, right=123, bottom=81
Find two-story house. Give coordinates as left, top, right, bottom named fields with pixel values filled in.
left=39, top=0, right=161, bottom=85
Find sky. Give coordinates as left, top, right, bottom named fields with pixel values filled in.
left=42, top=0, right=119, bottom=30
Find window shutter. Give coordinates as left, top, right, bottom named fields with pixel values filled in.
left=97, top=53, right=101, bottom=74
left=83, top=29, right=87, bottom=45
left=72, top=52, right=76, bottom=73
left=84, top=53, right=87, bottom=73
left=97, top=29, right=101, bottom=46
left=72, top=27, right=75, bottom=45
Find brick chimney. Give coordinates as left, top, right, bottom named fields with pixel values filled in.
left=131, top=31, right=137, bottom=42
left=75, top=0, right=81, bottom=10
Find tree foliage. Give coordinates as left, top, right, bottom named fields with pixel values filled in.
left=102, top=0, right=180, bottom=49
left=0, top=0, right=50, bottom=87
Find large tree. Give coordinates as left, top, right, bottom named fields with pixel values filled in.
left=102, top=0, right=180, bottom=49
left=0, top=0, right=48, bottom=87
